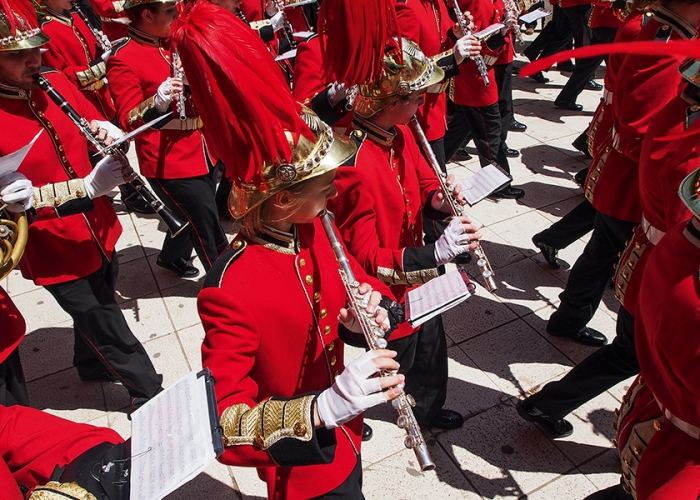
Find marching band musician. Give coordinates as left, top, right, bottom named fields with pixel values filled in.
left=318, top=0, right=482, bottom=431
left=173, top=4, right=405, bottom=498
left=86, top=0, right=130, bottom=40
left=38, top=0, right=117, bottom=120
left=107, top=0, right=227, bottom=278
left=0, top=0, right=163, bottom=406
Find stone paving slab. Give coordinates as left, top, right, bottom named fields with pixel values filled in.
left=7, top=32, right=627, bottom=500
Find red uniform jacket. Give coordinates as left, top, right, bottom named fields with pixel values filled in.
left=107, top=27, right=208, bottom=179
left=327, top=123, right=444, bottom=341
left=617, top=218, right=700, bottom=499
left=0, top=404, right=123, bottom=497
left=585, top=7, right=694, bottom=223
left=589, top=1, right=625, bottom=29
left=40, top=9, right=116, bottom=120
left=396, top=0, right=456, bottom=141
left=87, top=0, right=129, bottom=40
left=450, top=0, right=503, bottom=107
left=239, top=0, right=309, bottom=32
left=614, top=85, right=700, bottom=313
left=0, top=289, right=24, bottom=366
left=0, top=71, right=121, bottom=285
left=199, top=220, right=390, bottom=499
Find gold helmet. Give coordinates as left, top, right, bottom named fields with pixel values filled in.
left=679, top=58, right=700, bottom=87
left=679, top=166, right=700, bottom=219
left=353, top=38, right=445, bottom=118
left=0, top=0, right=49, bottom=51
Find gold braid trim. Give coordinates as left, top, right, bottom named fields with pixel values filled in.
left=127, top=96, right=156, bottom=126
left=33, top=179, right=88, bottom=209
left=76, top=61, right=107, bottom=88
left=220, top=395, right=315, bottom=449
left=28, top=481, right=97, bottom=500
left=112, top=0, right=125, bottom=13
left=377, top=266, right=439, bottom=285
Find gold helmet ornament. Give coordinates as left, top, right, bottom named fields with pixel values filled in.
left=171, top=1, right=355, bottom=218
left=0, top=0, right=50, bottom=51
left=679, top=166, right=700, bottom=220
left=353, top=38, right=445, bottom=118
left=679, top=57, right=700, bottom=87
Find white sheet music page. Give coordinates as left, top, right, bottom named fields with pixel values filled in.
left=406, top=269, right=473, bottom=327
left=519, top=8, right=552, bottom=24
left=0, top=130, right=42, bottom=177
left=130, top=370, right=216, bottom=500
left=459, top=164, right=511, bottom=206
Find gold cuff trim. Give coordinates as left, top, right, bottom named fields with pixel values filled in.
left=250, top=19, right=272, bottom=29
left=76, top=61, right=107, bottom=88
left=220, top=395, right=315, bottom=449
left=377, top=266, right=439, bottom=285
left=33, top=179, right=87, bottom=209
left=160, top=116, right=203, bottom=131
left=127, top=96, right=156, bottom=125
left=29, top=481, right=97, bottom=500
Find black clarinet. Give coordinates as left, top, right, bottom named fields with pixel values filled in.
left=34, top=75, right=189, bottom=237
left=70, top=1, right=111, bottom=52
left=235, top=7, right=250, bottom=25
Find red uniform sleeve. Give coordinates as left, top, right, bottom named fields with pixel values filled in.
left=51, top=71, right=106, bottom=124
left=41, top=41, right=93, bottom=90
left=395, top=2, right=423, bottom=46
left=662, top=155, right=695, bottom=230
left=107, top=55, right=150, bottom=131
left=292, top=36, right=327, bottom=103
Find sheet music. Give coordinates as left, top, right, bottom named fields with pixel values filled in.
left=275, top=49, right=297, bottom=61
left=459, top=164, right=512, bottom=206
left=518, top=8, right=551, bottom=24
left=130, top=371, right=217, bottom=500
left=0, top=130, right=42, bottom=177
left=283, top=0, right=317, bottom=8
left=406, top=269, right=473, bottom=327
left=473, top=23, right=505, bottom=41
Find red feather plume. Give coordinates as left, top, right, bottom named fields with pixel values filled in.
left=318, top=0, right=403, bottom=87
left=171, top=1, right=313, bottom=186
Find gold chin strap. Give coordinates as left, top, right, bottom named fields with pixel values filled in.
left=0, top=208, right=27, bottom=280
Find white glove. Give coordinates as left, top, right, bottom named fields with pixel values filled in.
left=454, top=35, right=477, bottom=65
left=265, top=0, right=279, bottom=16
left=83, top=155, right=126, bottom=199
left=0, top=172, right=33, bottom=212
left=270, top=11, right=285, bottom=31
left=327, top=82, right=347, bottom=106
left=316, top=350, right=388, bottom=428
left=154, top=78, right=178, bottom=112
left=433, top=217, right=474, bottom=265
left=93, top=120, right=124, bottom=142
left=339, top=288, right=391, bottom=333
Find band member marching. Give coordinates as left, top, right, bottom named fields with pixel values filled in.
left=173, top=3, right=406, bottom=498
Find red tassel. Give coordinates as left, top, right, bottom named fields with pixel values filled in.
left=171, top=2, right=313, bottom=185
left=318, top=0, right=402, bottom=87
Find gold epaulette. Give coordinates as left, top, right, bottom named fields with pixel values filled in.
left=249, top=19, right=272, bottom=30
left=377, top=266, right=439, bottom=286
left=127, top=96, right=156, bottom=125
left=28, top=481, right=97, bottom=500
left=33, top=179, right=88, bottom=209
left=76, top=61, right=107, bottom=88
left=220, top=395, right=315, bottom=449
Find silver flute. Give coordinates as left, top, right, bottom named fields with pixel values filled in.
left=506, top=0, right=525, bottom=45
left=171, top=51, right=187, bottom=121
left=410, top=117, right=497, bottom=292
left=319, top=211, right=436, bottom=472
left=451, top=0, right=490, bottom=86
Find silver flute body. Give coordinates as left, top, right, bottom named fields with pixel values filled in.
left=70, top=1, right=111, bottom=51
left=171, top=51, right=187, bottom=121
left=319, top=211, right=435, bottom=472
left=410, top=117, right=497, bottom=292
left=451, top=0, right=490, bottom=86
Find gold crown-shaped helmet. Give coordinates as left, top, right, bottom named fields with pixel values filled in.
left=353, top=38, right=445, bottom=118
left=229, top=107, right=356, bottom=218
left=679, top=58, right=700, bottom=87
left=0, top=8, right=49, bottom=51
left=123, top=0, right=178, bottom=10
left=679, top=166, right=700, bottom=220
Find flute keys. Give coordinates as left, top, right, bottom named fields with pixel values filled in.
left=406, top=394, right=416, bottom=407
left=376, top=338, right=388, bottom=348
left=404, top=435, right=416, bottom=449
left=397, top=415, right=408, bottom=429
left=477, top=258, right=486, bottom=268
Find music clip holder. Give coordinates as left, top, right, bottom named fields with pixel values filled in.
left=198, top=367, right=225, bottom=457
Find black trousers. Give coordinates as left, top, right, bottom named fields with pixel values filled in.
left=548, top=212, right=636, bottom=335
left=583, top=484, right=633, bottom=500
left=531, top=306, right=638, bottom=419
left=494, top=62, right=514, bottom=143
left=444, top=103, right=511, bottom=174
left=0, top=349, right=29, bottom=406
left=147, top=168, right=227, bottom=271
left=535, top=199, right=596, bottom=250
left=524, top=5, right=575, bottom=62
left=312, top=454, right=364, bottom=499
left=557, top=26, right=618, bottom=103
left=388, top=315, right=448, bottom=424
left=45, top=253, right=163, bottom=402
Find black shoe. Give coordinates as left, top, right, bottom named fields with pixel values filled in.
left=451, top=146, right=472, bottom=162
left=529, top=72, right=549, bottom=84
left=556, top=61, right=576, bottom=72
left=509, top=119, right=527, bottom=132
left=426, top=409, right=464, bottom=430
left=78, top=369, right=120, bottom=383
left=504, top=146, right=520, bottom=158
left=585, top=80, right=603, bottom=91
left=571, top=133, right=592, bottom=159
left=546, top=325, right=608, bottom=347
left=532, top=234, right=560, bottom=269
left=362, top=423, right=373, bottom=442
left=574, top=167, right=589, bottom=188
left=516, top=399, right=574, bottom=438
left=554, top=100, right=583, bottom=112
left=156, top=256, right=200, bottom=278
left=489, top=186, right=525, bottom=199
left=452, top=252, right=473, bottom=265
left=511, top=66, right=521, bottom=76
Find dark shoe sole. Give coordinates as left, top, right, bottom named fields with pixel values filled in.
left=547, top=326, right=608, bottom=347
left=516, top=400, right=574, bottom=438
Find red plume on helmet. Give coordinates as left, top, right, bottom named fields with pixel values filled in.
left=170, top=1, right=313, bottom=186
left=317, top=0, right=403, bottom=87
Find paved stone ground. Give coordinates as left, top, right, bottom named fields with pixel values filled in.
left=3, top=38, right=631, bottom=499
